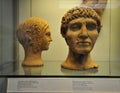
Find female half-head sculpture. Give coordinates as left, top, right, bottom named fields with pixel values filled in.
left=60, top=6, right=102, bottom=70
left=17, top=17, right=52, bottom=66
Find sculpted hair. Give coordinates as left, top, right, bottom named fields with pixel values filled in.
left=16, top=17, right=49, bottom=45
left=61, top=6, right=102, bottom=36
left=16, top=17, right=49, bottom=53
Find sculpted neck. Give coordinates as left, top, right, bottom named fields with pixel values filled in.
left=66, top=50, right=92, bottom=65
left=61, top=49, right=98, bottom=70
left=22, top=47, right=43, bottom=66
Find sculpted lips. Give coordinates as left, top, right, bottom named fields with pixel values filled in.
left=77, top=41, right=91, bottom=46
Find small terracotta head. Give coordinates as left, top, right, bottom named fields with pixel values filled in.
left=17, top=17, right=52, bottom=53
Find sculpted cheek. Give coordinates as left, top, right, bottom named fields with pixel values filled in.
left=65, top=32, right=76, bottom=45
left=65, top=36, right=72, bottom=45
left=89, top=32, right=99, bottom=44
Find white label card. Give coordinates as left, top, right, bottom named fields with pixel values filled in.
left=7, top=78, right=120, bottom=93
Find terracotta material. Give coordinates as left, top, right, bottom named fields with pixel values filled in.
left=60, top=7, right=102, bottom=70
left=17, top=17, right=52, bottom=66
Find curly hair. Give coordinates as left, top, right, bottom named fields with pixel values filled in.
left=61, top=6, right=102, bottom=35
left=16, top=17, right=49, bottom=53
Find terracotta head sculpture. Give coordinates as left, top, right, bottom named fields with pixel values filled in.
left=17, top=17, right=52, bottom=66
left=60, top=6, right=102, bottom=70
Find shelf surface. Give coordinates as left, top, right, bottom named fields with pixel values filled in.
left=0, top=61, right=120, bottom=76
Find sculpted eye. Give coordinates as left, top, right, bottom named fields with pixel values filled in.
left=69, top=23, right=82, bottom=31
left=86, top=22, right=97, bottom=30
left=45, top=32, right=51, bottom=36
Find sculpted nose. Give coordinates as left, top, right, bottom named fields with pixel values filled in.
left=49, top=37, right=53, bottom=42
left=78, top=24, right=88, bottom=39
left=79, top=34, right=88, bottom=39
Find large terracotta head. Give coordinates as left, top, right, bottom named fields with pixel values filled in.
left=60, top=6, right=102, bottom=70
left=17, top=17, right=52, bottom=53
left=61, top=6, right=102, bottom=54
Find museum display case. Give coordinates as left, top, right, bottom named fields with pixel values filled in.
left=0, top=0, right=120, bottom=76
left=0, top=0, right=120, bottom=92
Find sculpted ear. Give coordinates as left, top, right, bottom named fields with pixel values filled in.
left=61, top=24, right=68, bottom=38
left=25, top=30, right=33, bottom=45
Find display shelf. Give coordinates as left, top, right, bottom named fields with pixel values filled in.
left=0, top=61, right=120, bottom=76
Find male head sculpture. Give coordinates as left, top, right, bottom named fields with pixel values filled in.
left=60, top=6, right=102, bottom=70
left=17, top=17, right=52, bottom=66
